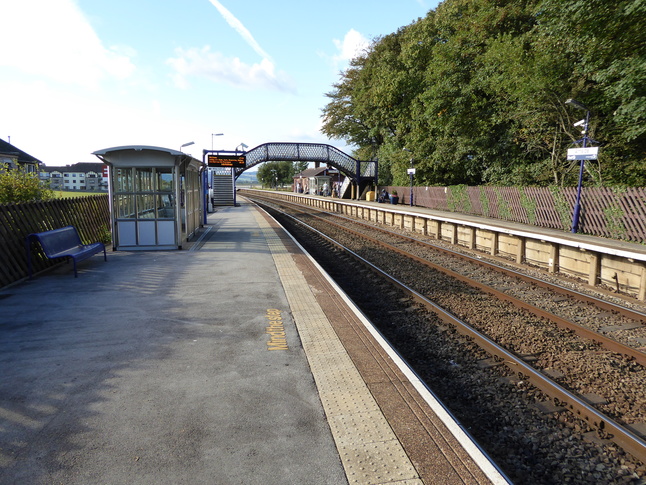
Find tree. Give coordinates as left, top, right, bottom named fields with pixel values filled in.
left=293, top=161, right=308, bottom=174
left=319, top=0, right=646, bottom=187
left=0, top=164, right=53, bottom=204
left=534, top=0, right=646, bottom=185
left=321, top=54, right=377, bottom=149
left=256, top=161, right=295, bottom=188
left=476, top=30, right=578, bottom=185
left=406, top=0, right=541, bottom=185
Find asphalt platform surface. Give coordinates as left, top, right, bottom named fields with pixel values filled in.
left=0, top=204, right=347, bottom=484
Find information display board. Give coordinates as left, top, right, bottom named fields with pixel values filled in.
left=208, top=155, right=246, bottom=168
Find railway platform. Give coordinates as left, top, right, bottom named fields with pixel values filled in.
left=0, top=201, right=509, bottom=484
left=357, top=197, right=646, bottom=259
left=242, top=189, right=646, bottom=301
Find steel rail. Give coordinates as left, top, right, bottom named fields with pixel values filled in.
left=348, top=216, right=646, bottom=324
left=321, top=213, right=646, bottom=367
left=248, top=194, right=646, bottom=366
left=248, top=192, right=646, bottom=323
left=256, top=199, right=646, bottom=465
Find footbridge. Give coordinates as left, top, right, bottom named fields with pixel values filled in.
left=204, top=142, right=377, bottom=193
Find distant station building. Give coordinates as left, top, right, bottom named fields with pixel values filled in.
left=293, top=166, right=344, bottom=196
left=93, top=145, right=204, bottom=251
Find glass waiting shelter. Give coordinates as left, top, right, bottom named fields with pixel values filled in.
left=93, top=145, right=204, bottom=250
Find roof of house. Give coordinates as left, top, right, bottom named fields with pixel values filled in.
left=294, top=167, right=331, bottom=178
left=41, top=162, right=105, bottom=173
left=0, top=138, right=43, bottom=165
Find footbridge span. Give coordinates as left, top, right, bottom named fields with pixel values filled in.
left=203, top=142, right=377, bottom=202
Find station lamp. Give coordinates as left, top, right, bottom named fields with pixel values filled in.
left=565, top=98, right=591, bottom=234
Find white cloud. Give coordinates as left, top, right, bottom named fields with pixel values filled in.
left=167, top=46, right=295, bottom=93
left=332, top=29, right=370, bottom=64
left=0, top=79, right=204, bottom=165
left=0, top=0, right=136, bottom=89
left=170, top=2, right=295, bottom=93
left=208, top=0, right=273, bottom=62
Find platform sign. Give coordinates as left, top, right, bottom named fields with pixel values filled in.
left=567, top=147, right=599, bottom=160
left=208, top=155, right=246, bottom=168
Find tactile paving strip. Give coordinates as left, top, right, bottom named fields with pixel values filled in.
left=339, top=440, right=421, bottom=484
left=254, top=210, right=422, bottom=485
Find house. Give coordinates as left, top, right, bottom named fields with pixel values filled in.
left=40, top=163, right=108, bottom=192
left=293, top=166, right=344, bottom=196
left=0, top=138, right=43, bottom=172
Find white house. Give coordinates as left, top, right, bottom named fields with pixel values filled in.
left=40, top=163, right=108, bottom=192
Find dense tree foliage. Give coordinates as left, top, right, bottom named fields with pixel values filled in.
left=321, top=0, right=645, bottom=187
left=0, top=164, right=53, bottom=204
left=256, top=161, right=304, bottom=188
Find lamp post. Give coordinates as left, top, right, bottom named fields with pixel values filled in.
left=403, top=148, right=415, bottom=207
left=270, top=168, right=278, bottom=189
left=211, top=133, right=223, bottom=150
left=565, top=98, right=591, bottom=234
left=231, top=144, right=247, bottom=208
left=180, top=141, right=194, bottom=152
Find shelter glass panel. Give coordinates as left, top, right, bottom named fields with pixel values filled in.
left=156, top=194, right=174, bottom=219
left=116, top=195, right=135, bottom=219
left=115, top=168, right=134, bottom=192
left=156, top=169, right=174, bottom=192
left=136, top=168, right=154, bottom=192
left=137, top=194, right=155, bottom=219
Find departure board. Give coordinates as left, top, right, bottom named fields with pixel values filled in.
left=208, top=155, right=246, bottom=168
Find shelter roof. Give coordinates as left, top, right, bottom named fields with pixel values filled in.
left=93, top=145, right=184, bottom=156
left=93, top=145, right=203, bottom=171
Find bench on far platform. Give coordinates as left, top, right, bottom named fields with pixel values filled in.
left=26, top=225, right=107, bottom=278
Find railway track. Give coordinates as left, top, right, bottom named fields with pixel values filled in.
left=244, top=194, right=646, bottom=484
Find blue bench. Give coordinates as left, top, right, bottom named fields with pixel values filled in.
left=26, top=226, right=107, bottom=278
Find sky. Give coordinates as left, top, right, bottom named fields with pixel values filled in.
left=0, top=0, right=439, bottom=167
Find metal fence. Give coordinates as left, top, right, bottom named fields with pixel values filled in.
left=2, top=186, right=645, bottom=288
left=0, top=195, right=110, bottom=288
left=388, top=186, right=646, bottom=243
